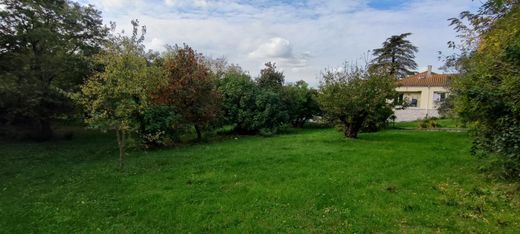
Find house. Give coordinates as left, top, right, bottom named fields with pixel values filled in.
left=394, top=65, right=453, bottom=121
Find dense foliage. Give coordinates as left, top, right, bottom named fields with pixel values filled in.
left=137, top=105, right=182, bottom=147
left=75, top=22, right=162, bottom=168
left=371, top=33, right=418, bottom=79
left=317, top=64, right=398, bottom=138
left=449, top=0, right=520, bottom=179
left=155, top=45, right=221, bottom=141
left=282, top=81, right=321, bottom=128
left=256, top=62, right=285, bottom=91
left=0, top=0, right=108, bottom=139
left=218, top=66, right=290, bottom=134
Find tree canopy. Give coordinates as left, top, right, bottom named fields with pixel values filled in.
left=0, top=0, right=108, bottom=139
left=317, top=64, right=398, bottom=138
left=155, top=45, right=221, bottom=141
left=448, top=0, right=520, bottom=179
left=371, top=33, right=418, bottom=79
left=256, top=62, right=285, bottom=91
left=76, top=21, right=162, bottom=168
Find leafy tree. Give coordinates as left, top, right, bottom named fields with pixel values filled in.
left=218, top=68, right=288, bottom=134
left=257, top=62, right=285, bottom=91
left=317, top=64, right=398, bottom=138
left=76, top=21, right=162, bottom=168
left=438, top=94, right=456, bottom=118
left=156, top=45, right=220, bottom=141
left=138, top=105, right=182, bottom=147
left=254, top=90, right=289, bottom=135
left=282, top=80, right=321, bottom=128
left=448, top=1, right=520, bottom=179
left=371, top=33, right=418, bottom=79
left=218, top=69, right=259, bottom=133
left=0, top=0, right=108, bottom=139
left=361, top=104, right=395, bottom=132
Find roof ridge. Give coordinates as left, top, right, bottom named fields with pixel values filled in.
left=397, top=72, right=453, bottom=87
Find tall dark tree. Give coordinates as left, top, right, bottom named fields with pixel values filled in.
left=0, top=0, right=108, bottom=139
left=371, top=33, right=418, bottom=79
left=256, top=62, right=285, bottom=91
left=282, top=80, right=321, bottom=128
left=218, top=66, right=289, bottom=135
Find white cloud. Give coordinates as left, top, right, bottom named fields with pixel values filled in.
left=249, top=37, right=293, bottom=59
left=80, top=0, right=481, bottom=86
left=248, top=38, right=312, bottom=72
left=146, top=38, right=166, bottom=52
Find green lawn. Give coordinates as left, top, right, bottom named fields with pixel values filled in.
left=1, top=128, right=519, bottom=233
left=393, top=118, right=465, bottom=129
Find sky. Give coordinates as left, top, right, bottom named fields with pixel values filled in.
left=79, top=0, right=480, bottom=86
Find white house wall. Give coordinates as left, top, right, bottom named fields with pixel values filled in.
left=395, top=86, right=450, bottom=121
left=396, top=86, right=449, bottom=109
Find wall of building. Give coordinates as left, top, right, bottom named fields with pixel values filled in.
left=396, top=86, right=449, bottom=110
left=394, top=109, right=440, bottom=122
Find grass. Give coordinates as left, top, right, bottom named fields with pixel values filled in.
left=393, top=118, right=465, bottom=129
left=1, top=128, right=519, bottom=232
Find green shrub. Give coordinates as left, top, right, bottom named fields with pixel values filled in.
left=218, top=70, right=288, bottom=134
left=449, top=4, right=520, bottom=180
left=418, top=117, right=441, bottom=129
left=137, top=105, right=183, bottom=148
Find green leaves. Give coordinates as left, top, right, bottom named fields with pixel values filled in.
left=76, top=23, right=162, bottom=134
left=451, top=3, right=520, bottom=179
left=318, top=65, right=397, bottom=138
left=218, top=68, right=288, bottom=134
left=0, top=0, right=108, bottom=139
left=371, top=33, right=418, bottom=79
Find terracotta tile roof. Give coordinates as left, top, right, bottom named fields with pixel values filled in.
left=397, top=72, right=454, bottom=87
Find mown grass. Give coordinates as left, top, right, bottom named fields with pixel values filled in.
left=1, top=128, right=519, bottom=233
left=393, top=118, right=465, bottom=129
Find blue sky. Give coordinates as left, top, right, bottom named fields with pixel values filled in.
left=368, top=0, right=408, bottom=10
left=80, top=0, right=480, bottom=86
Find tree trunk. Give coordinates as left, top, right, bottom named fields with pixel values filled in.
left=343, top=123, right=361, bottom=139
left=298, top=119, right=306, bottom=128
left=116, top=130, right=126, bottom=169
left=37, top=119, right=53, bottom=140
left=194, top=124, right=202, bottom=142
left=391, top=54, right=396, bottom=77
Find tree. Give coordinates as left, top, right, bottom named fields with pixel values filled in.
left=371, top=33, right=418, bottom=79
left=156, top=45, right=220, bottom=141
left=0, top=0, right=108, bottom=139
left=317, top=64, right=398, bottom=138
left=218, top=68, right=289, bottom=134
left=282, top=80, right=321, bottom=128
left=448, top=1, right=520, bottom=179
left=76, top=21, right=162, bottom=168
left=257, top=62, right=285, bottom=91
left=218, top=69, right=258, bottom=133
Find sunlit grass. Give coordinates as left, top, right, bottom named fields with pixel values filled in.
left=1, top=128, right=518, bottom=232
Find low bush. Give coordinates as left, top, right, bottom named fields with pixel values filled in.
left=418, top=117, right=441, bottom=129
left=137, top=105, right=183, bottom=148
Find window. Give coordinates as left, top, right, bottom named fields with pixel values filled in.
left=433, top=92, right=446, bottom=102
left=410, top=98, right=418, bottom=107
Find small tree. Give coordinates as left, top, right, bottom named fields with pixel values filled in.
left=218, top=68, right=288, bottom=134
left=257, top=62, right=285, bottom=91
left=371, top=33, right=418, bottom=79
left=282, top=80, right=321, bottom=128
left=76, top=21, right=161, bottom=168
left=318, top=64, right=398, bottom=138
left=156, top=45, right=220, bottom=141
left=218, top=69, right=258, bottom=133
